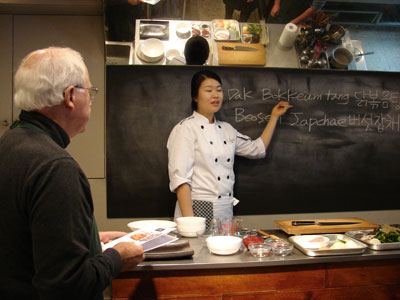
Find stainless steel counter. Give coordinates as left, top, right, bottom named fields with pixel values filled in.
left=135, top=231, right=400, bottom=271
left=265, top=24, right=299, bottom=68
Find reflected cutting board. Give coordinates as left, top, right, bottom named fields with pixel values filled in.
left=275, top=218, right=379, bottom=235
left=217, top=42, right=266, bottom=66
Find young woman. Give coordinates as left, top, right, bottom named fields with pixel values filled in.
left=167, top=70, right=292, bottom=227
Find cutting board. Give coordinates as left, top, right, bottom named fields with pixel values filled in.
left=217, top=42, right=266, bottom=66
left=274, top=218, right=379, bottom=235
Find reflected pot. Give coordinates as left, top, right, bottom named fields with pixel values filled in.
left=330, top=47, right=354, bottom=69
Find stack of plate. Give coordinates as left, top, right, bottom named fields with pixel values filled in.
left=137, top=38, right=165, bottom=63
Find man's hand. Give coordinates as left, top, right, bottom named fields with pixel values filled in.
left=128, top=0, right=142, bottom=5
left=113, top=242, right=145, bottom=272
left=99, top=231, right=127, bottom=244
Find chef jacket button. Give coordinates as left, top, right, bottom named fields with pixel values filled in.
left=218, top=125, right=221, bottom=129
left=229, top=193, right=232, bottom=196
left=218, top=195, right=221, bottom=199
left=227, top=158, right=231, bottom=162
left=215, top=158, right=218, bottom=163
left=210, top=141, right=213, bottom=145
left=201, top=125, right=204, bottom=129
left=227, top=175, right=230, bottom=179
left=224, top=141, right=227, bottom=144
left=218, top=176, right=220, bottom=181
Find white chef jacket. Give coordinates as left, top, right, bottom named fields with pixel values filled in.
left=167, top=111, right=266, bottom=220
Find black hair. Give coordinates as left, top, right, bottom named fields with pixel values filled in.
left=191, top=70, right=222, bottom=110
left=184, top=36, right=210, bottom=65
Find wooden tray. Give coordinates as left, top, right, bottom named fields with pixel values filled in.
left=274, top=218, right=378, bottom=235
left=217, top=42, right=266, bottom=66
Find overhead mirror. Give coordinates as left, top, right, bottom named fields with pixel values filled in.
left=104, top=0, right=400, bottom=72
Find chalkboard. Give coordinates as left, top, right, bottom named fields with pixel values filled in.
left=106, top=65, right=400, bottom=218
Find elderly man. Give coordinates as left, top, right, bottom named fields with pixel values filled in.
left=0, top=47, right=144, bottom=300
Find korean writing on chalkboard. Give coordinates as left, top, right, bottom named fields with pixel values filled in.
left=227, top=88, right=400, bottom=133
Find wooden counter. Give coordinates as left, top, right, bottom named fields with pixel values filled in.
left=112, top=235, right=400, bottom=299
left=113, top=259, right=400, bottom=299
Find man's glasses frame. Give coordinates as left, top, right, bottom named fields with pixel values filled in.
left=74, top=85, right=99, bottom=100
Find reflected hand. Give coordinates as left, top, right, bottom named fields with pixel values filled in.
left=271, top=101, right=292, bottom=117
left=270, top=4, right=280, bottom=17
left=113, top=242, right=145, bottom=272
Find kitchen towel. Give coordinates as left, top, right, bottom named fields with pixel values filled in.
left=278, top=23, right=298, bottom=50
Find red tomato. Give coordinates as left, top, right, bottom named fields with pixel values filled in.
left=243, top=236, right=264, bottom=249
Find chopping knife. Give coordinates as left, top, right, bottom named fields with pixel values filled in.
left=222, top=45, right=258, bottom=51
left=292, top=220, right=362, bottom=226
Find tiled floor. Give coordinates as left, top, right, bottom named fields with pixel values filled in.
left=347, top=26, right=400, bottom=72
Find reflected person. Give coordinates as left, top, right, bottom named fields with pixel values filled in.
left=223, top=0, right=259, bottom=22
left=267, top=0, right=326, bottom=24
left=105, top=0, right=143, bottom=41
left=184, top=36, right=210, bottom=65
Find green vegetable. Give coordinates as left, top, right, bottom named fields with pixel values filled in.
left=374, top=225, right=400, bottom=243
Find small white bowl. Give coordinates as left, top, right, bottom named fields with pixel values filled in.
left=177, top=224, right=205, bottom=237
left=166, top=48, right=181, bottom=64
left=176, top=22, right=191, bottom=39
left=206, top=235, right=242, bottom=255
left=139, top=38, right=164, bottom=62
left=176, top=217, right=206, bottom=226
left=296, top=235, right=330, bottom=249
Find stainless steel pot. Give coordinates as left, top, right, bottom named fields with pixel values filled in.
left=330, top=47, right=354, bottom=69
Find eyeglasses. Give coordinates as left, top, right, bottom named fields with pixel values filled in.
left=74, top=86, right=99, bottom=100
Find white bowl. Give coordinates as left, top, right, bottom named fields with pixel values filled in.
left=206, top=235, right=242, bottom=255
left=176, top=216, right=206, bottom=226
left=127, top=220, right=177, bottom=231
left=296, top=235, right=330, bottom=249
left=139, top=38, right=164, bottom=62
left=166, top=48, right=181, bottom=64
left=176, top=22, right=191, bottom=39
left=177, top=224, right=205, bottom=237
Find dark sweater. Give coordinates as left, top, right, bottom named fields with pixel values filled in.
left=0, top=110, right=121, bottom=300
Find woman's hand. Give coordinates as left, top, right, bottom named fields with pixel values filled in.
left=271, top=101, right=292, bottom=118
left=99, top=231, right=127, bottom=244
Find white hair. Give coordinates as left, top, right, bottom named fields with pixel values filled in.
left=14, top=47, right=87, bottom=111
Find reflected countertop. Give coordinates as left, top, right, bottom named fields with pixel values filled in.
left=132, top=230, right=400, bottom=272
left=130, top=20, right=299, bottom=68
left=105, top=19, right=371, bottom=70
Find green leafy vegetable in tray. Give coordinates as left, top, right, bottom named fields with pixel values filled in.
left=374, top=224, right=400, bottom=243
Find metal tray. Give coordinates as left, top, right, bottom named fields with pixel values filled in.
left=345, top=230, right=400, bottom=251
left=211, top=19, right=240, bottom=42
left=139, top=20, right=169, bottom=40
left=289, top=234, right=367, bottom=257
